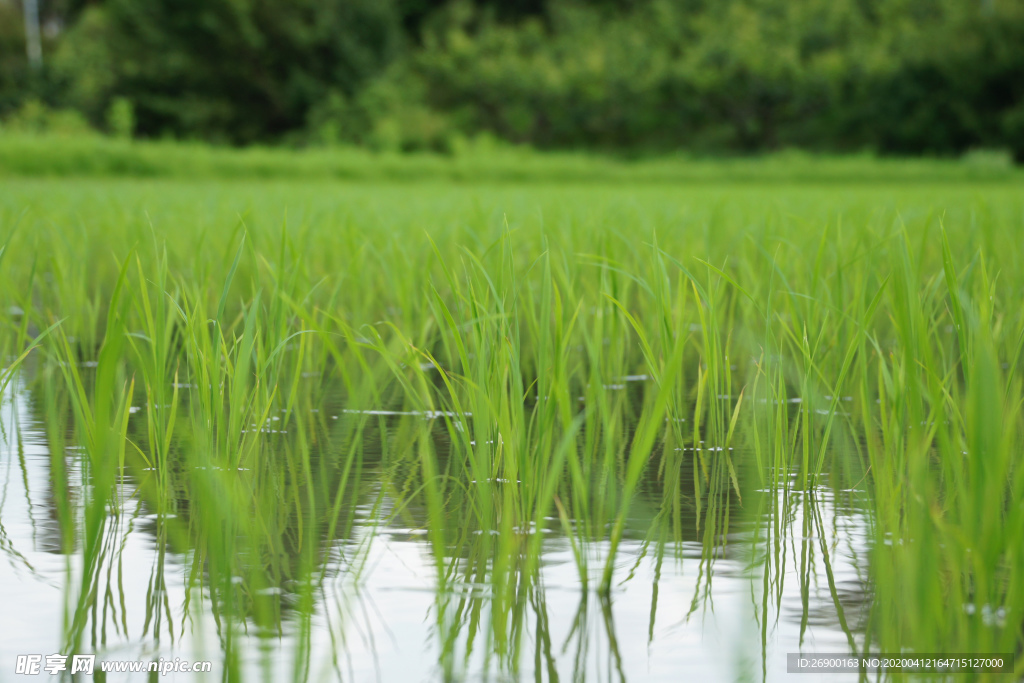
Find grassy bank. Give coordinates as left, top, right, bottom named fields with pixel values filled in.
left=1, top=176, right=1022, bottom=679
left=0, top=133, right=1021, bottom=183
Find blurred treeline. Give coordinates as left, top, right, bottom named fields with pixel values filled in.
left=1, top=0, right=1023, bottom=158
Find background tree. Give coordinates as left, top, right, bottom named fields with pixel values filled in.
left=2, top=0, right=1022, bottom=158
left=58, top=0, right=405, bottom=142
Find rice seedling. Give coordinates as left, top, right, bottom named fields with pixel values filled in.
left=0, top=174, right=1021, bottom=680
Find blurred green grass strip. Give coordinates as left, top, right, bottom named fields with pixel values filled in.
left=0, top=134, right=1020, bottom=183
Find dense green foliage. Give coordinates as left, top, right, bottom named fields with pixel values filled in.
left=389, top=0, right=1024, bottom=156
left=52, top=0, right=406, bottom=143
left=2, top=0, right=1023, bottom=157
left=1, top=170, right=1023, bottom=678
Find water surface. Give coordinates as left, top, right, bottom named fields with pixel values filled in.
left=0, top=372, right=873, bottom=681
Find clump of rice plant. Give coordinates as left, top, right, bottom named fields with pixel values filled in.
left=0, top=176, right=1021, bottom=680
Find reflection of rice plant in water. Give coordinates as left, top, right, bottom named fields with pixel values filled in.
left=0, top=177, right=1021, bottom=680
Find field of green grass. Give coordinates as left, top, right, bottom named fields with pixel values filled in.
left=1, top=165, right=1022, bottom=680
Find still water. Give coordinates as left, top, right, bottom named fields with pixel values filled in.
left=0, top=372, right=871, bottom=681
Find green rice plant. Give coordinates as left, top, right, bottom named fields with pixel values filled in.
left=1, top=173, right=1023, bottom=680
